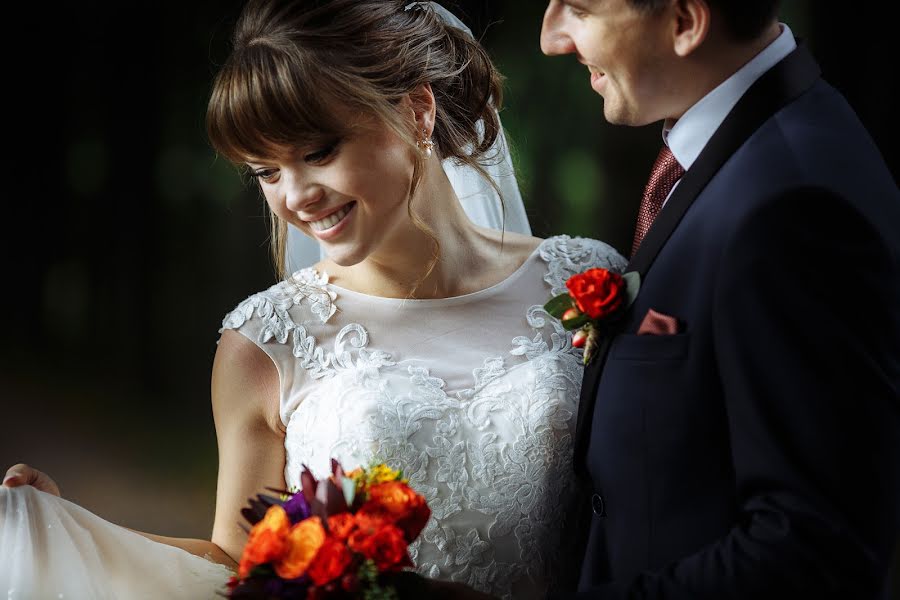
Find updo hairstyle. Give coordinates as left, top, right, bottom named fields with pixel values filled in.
left=207, top=0, right=506, bottom=277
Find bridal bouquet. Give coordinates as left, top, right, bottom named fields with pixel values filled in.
left=227, top=460, right=430, bottom=599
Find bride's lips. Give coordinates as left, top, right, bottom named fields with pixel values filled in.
left=305, top=202, right=357, bottom=241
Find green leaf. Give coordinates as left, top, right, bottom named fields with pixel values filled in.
left=623, top=271, right=641, bottom=308
left=544, top=293, right=575, bottom=318
left=342, top=476, right=356, bottom=506
left=562, top=312, right=590, bottom=331
left=357, top=559, right=379, bottom=584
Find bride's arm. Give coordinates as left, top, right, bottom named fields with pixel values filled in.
left=206, top=329, right=287, bottom=565
left=3, top=329, right=286, bottom=570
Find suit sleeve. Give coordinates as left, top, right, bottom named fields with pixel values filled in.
left=576, top=187, right=900, bottom=599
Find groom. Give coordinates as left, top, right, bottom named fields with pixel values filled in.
left=541, top=0, right=900, bottom=598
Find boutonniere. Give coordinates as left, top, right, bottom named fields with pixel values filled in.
left=544, top=268, right=641, bottom=365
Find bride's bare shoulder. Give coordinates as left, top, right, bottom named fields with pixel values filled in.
left=480, top=229, right=544, bottom=260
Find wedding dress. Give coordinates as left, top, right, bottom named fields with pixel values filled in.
left=0, top=235, right=625, bottom=599
left=220, top=235, right=626, bottom=598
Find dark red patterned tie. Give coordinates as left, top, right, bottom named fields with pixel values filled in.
left=631, top=145, right=685, bottom=257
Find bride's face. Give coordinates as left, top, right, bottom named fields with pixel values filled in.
left=246, top=120, right=416, bottom=267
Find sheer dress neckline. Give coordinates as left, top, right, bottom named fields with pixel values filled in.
left=309, top=239, right=546, bottom=308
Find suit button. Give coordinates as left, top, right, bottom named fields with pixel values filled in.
left=591, top=493, right=606, bottom=517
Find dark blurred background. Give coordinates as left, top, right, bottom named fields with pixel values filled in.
left=1, top=0, right=896, bottom=580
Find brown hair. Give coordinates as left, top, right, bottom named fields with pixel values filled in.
left=628, top=0, right=780, bottom=42
left=207, top=0, right=506, bottom=278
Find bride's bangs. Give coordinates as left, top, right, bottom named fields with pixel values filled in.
left=207, top=44, right=348, bottom=163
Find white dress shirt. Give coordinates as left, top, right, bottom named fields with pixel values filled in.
left=661, top=24, right=797, bottom=206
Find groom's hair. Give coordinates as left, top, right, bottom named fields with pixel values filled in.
left=628, top=0, right=780, bottom=42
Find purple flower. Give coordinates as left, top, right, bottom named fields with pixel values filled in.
left=282, top=490, right=311, bottom=523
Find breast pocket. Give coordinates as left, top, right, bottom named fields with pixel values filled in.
left=591, top=332, right=693, bottom=459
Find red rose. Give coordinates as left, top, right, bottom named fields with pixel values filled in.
left=360, top=481, right=431, bottom=542
left=306, top=536, right=353, bottom=586
left=565, top=268, right=625, bottom=320
left=348, top=522, right=412, bottom=571
left=327, top=513, right=357, bottom=541
left=347, top=512, right=389, bottom=553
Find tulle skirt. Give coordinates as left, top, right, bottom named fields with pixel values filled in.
left=0, top=485, right=232, bottom=599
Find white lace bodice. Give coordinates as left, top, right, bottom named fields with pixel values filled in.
left=221, top=236, right=626, bottom=599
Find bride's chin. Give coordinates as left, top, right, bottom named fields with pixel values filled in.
left=321, top=245, right=368, bottom=268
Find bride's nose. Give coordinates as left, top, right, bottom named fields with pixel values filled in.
left=283, top=173, right=324, bottom=213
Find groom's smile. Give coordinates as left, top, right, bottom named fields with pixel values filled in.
left=579, top=58, right=607, bottom=93
left=541, top=0, right=679, bottom=126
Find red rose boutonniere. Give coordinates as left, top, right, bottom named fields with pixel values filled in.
left=544, top=268, right=640, bottom=365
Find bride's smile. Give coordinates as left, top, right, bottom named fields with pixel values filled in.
left=304, top=201, right=356, bottom=235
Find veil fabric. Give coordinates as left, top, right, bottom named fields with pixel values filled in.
left=285, top=1, right=531, bottom=273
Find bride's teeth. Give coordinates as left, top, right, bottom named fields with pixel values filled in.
left=311, top=204, right=351, bottom=231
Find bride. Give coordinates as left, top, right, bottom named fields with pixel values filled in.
left=1, top=1, right=625, bottom=598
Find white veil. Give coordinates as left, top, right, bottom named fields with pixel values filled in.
left=285, top=1, right=531, bottom=274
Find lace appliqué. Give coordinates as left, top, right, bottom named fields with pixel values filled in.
left=221, top=268, right=394, bottom=380
left=540, top=234, right=628, bottom=296
left=221, top=268, right=336, bottom=342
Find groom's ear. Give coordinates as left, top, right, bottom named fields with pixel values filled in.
left=671, top=0, right=710, bottom=57
left=406, top=83, right=437, bottom=139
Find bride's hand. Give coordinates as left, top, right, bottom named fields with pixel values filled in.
left=3, top=463, right=61, bottom=496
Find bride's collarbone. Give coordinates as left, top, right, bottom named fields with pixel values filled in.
left=315, top=234, right=543, bottom=299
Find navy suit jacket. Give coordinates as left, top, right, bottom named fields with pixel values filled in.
left=570, top=45, right=900, bottom=599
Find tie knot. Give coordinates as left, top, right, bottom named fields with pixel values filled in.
left=651, top=145, right=684, bottom=182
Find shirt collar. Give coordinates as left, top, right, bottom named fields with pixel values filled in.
left=664, top=24, right=797, bottom=170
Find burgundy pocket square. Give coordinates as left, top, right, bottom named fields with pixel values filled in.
left=637, top=309, right=681, bottom=335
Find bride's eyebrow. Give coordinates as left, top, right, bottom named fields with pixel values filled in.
left=244, top=161, right=273, bottom=170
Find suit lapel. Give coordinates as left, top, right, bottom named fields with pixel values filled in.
left=573, top=44, right=822, bottom=474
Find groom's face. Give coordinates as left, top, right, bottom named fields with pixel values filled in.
left=541, top=0, right=675, bottom=126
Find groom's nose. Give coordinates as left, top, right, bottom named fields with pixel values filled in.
left=540, top=1, right=574, bottom=56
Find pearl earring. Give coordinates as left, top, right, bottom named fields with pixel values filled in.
left=417, top=129, right=434, bottom=158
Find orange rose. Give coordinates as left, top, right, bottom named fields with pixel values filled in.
left=348, top=522, right=411, bottom=571
left=361, top=481, right=431, bottom=541
left=327, top=513, right=357, bottom=541
left=348, top=512, right=384, bottom=546
left=306, top=536, right=353, bottom=586
left=238, top=505, right=290, bottom=578
left=565, top=268, right=625, bottom=320
left=274, top=516, right=326, bottom=579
